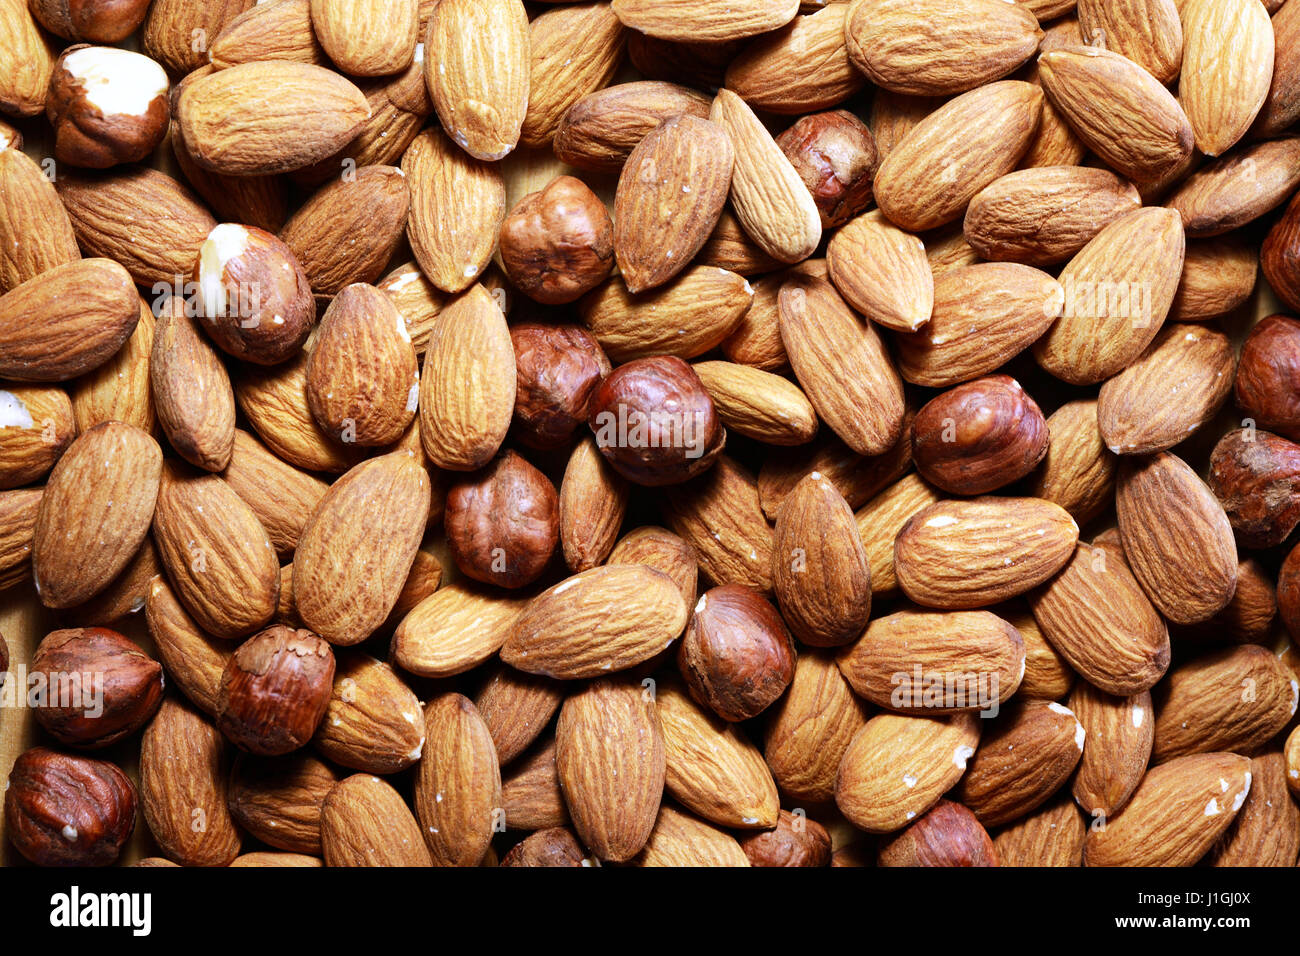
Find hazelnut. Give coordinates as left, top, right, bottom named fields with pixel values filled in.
left=46, top=46, right=169, bottom=169
left=499, top=175, right=614, bottom=305
left=1280, top=540, right=1300, bottom=641
left=677, top=584, right=796, bottom=722
left=738, top=809, right=832, bottom=867
left=912, top=374, right=1048, bottom=495
left=775, top=110, right=878, bottom=229
left=1208, top=426, right=1300, bottom=548
left=217, top=625, right=336, bottom=756
left=193, top=223, right=316, bottom=365
left=877, top=800, right=997, bottom=867
left=4, top=747, right=136, bottom=866
left=0, top=630, right=8, bottom=680
left=29, top=0, right=153, bottom=43
left=588, top=356, right=726, bottom=486
left=29, top=627, right=164, bottom=749
left=1234, top=315, right=1300, bottom=442
left=511, top=323, right=612, bottom=450
left=444, top=450, right=559, bottom=589
left=501, top=826, right=592, bottom=867
left=1262, top=191, right=1300, bottom=313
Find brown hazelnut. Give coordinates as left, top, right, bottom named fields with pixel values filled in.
left=29, top=0, right=152, bottom=43
left=1208, top=426, right=1300, bottom=548
left=737, top=810, right=832, bottom=867
left=4, top=747, right=136, bottom=866
left=1262, top=191, right=1300, bottom=313
left=588, top=356, right=726, bottom=486
left=511, top=323, right=612, bottom=450
left=877, top=800, right=997, bottom=867
left=0, top=630, right=8, bottom=679
left=217, top=625, right=336, bottom=756
left=500, top=826, right=592, bottom=867
left=445, top=450, right=559, bottom=589
left=775, top=110, right=878, bottom=230
left=29, top=627, right=164, bottom=749
left=499, top=175, right=614, bottom=305
left=46, top=46, right=169, bottom=168
left=192, top=223, right=316, bottom=365
left=1234, top=315, right=1300, bottom=442
left=677, top=584, right=796, bottom=722
left=1278, top=539, right=1300, bottom=642
left=912, top=374, right=1048, bottom=495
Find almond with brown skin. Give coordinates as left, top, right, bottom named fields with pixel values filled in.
left=826, top=210, right=932, bottom=333
left=1170, top=236, right=1256, bottom=322
left=877, top=800, right=998, bottom=867
left=414, top=693, right=501, bottom=867
left=392, top=584, right=528, bottom=678
left=845, top=0, right=1041, bottom=96
left=836, top=712, right=980, bottom=833
left=378, top=262, right=446, bottom=352
left=145, top=576, right=232, bottom=717
left=1075, top=0, right=1182, bottom=84
left=663, top=456, right=774, bottom=592
left=692, top=361, right=817, bottom=447
left=1153, top=645, right=1297, bottom=761
left=228, top=752, right=339, bottom=856
left=208, top=0, right=327, bottom=69
left=559, top=436, right=628, bottom=573
left=724, top=4, right=863, bottom=114
left=759, top=421, right=913, bottom=520
left=555, top=678, right=664, bottom=861
left=0, top=0, right=57, bottom=116
left=838, top=607, right=1025, bottom=713
left=1209, top=752, right=1300, bottom=868
left=502, top=738, right=569, bottom=831
left=294, top=452, right=430, bottom=646
left=607, top=525, right=699, bottom=610
left=873, top=81, right=1043, bottom=232
left=1167, top=139, right=1300, bottom=238
left=1029, top=542, right=1170, bottom=696
left=894, top=496, right=1079, bottom=610
left=522, top=2, right=626, bottom=149
left=313, top=655, right=424, bottom=774
left=474, top=666, right=564, bottom=767
left=151, top=302, right=236, bottom=473
left=32, top=422, right=161, bottom=610
left=698, top=208, right=784, bottom=278
left=993, top=798, right=1086, bottom=867
left=501, top=565, right=688, bottom=679
left=1258, top=0, right=1300, bottom=137
left=1069, top=683, right=1153, bottom=822
left=72, top=537, right=160, bottom=626
left=553, top=80, right=711, bottom=174
left=1027, top=399, right=1118, bottom=527
left=0, top=386, right=75, bottom=491
left=854, top=472, right=941, bottom=598
left=1004, top=604, right=1074, bottom=701
left=0, top=487, right=42, bottom=592
left=320, top=773, right=431, bottom=867
left=1179, top=0, right=1273, bottom=157
left=0, top=147, right=79, bottom=294
left=614, top=115, right=733, bottom=294
left=222, top=429, right=328, bottom=559
left=70, top=300, right=154, bottom=434
left=1116, top=451, right=1237, bottom=625
left=611, top=0, right=797, bottom=43
left=418, top=284, right=515, bottom=471
left=310, top=0, right=417, bottom=77
left=637, top=805, right=751, bottom=867
left=1083, top=752, right=1252, bottom=867
left=771, top=472, right=871, bottom=647
left=143, top=0, right=254, bottom=74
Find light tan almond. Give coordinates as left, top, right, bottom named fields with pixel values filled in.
left=559, top=435, right=628, bottom=573
left=993, top=798, right=1086, bottom=867
left=313, top=655, right=425, bottom=774
left=1170, top=236, right=1257, bottom=322
left=145, top=576, right=232, bottom=717
left=414, top=693, right=501, bottom=867
left=151, top=302, right=236, bottom=473
left=311, top=0, right=417, bottom=77
left=607, top=525, right=699, bottom=610
left=854, top=472, right=940, bottom=597
left=392, top=584, right=528, bottom=678
left=144, top=0, right=255, bottom=75
left=0, top=147, right=79, bottom=294
left=70, top=300, right=155, bottom=435
left=320, top=773, right=431, bottom=866
left=0, top=487, right=42, bottom=592
left=553, top=80, right=712, bottom=174
left=692, top=361, right=818, bottom=448
left=1076, top=0, right=1183, bottom=83
left=209, top=0, right=327, bottom=69
left=1069, top=683, right=1153, bottom=821
left=826, top=210, right=932, bottom=332
left=1208, top=752, right=1300, bottom=867
left=221, top=429, right=328, bottom=558
left=636, top=804, right=750, bottom=867
left=523, top=2, right=626, bottom=149
left=1179, top=0, right=1273, bottom=157
left=1026, top=399, right=1118, bottom=527
left=611, top=0, right=798, bottom=42
left=1167, top=138, right=1300, bottom=238
left=725, top=5, right=863, bottom=114
left=663, top=456, right=774, bottom=592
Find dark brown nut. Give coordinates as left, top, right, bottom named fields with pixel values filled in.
left=1188, top=558, right=1277, bottom=645
left=877, top=800, right=998, bottom=868
left=216, top=626, right=336, bottom=756
left=1208, top=427, right=1300, bottom=548
left=227, top=752, right=339, bottom=856
left=1262, top=190, right=1300, bottom=313
left=192, top=223, right=315, bottom=365
left=1234, top=315, right=1300, bottom=442
left=737, top=809, right=832, bottom=867
left=498, top=175, right=614, bottom=305
left=4, top=747, right=136, bottom=866
left=1278, top=539, right=1300, bottom=642
left=29, top=0, right=153, bottom=42
left=911, top=374, right=1048, bottom=495
left=444, top=450, right=559, bottom=589
left=588, top=356, right=725, bottom=486
left=500, top=827, right=594, bottom=867
left=0, top=630, right=8, bottom=677
left=677, top=584, right=796, bottom=722
left=511, top=323, right=612, bottom=450
left=46, top=46, right=169, bottom=168
left=775, top=110, right=878, bottom=230
left=29, top=627, right=164, bottom=749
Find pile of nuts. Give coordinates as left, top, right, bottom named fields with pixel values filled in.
left=4, top=0, right=1300, bottom=868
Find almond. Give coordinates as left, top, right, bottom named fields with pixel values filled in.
left=1208, top=752, right=1300, bottom=868
left=502, top=738, right=569, bottom=831
left=176, top=62, right=370, bottom=176
left=70, top=299, right=155, bottom=435
left=611, top=0, right=798, bottom=42
left=0, top=258, right=139, bottom=383
left=319, top=773, right=431, bottom=866
left=692, top=361, right=818, bottom=448
left=553, top=80, right=712, bottom=174
left=293, top=451, right=430, bottom=645
left=845, top=0, right=1041, bottom=96
left=1005, top=604, right=1074, bottom=701
left=414, top=693, right=501, bottom=867
left=209, top=0, right=327, bottom=69
left=854, top=472, right=941, bottom=597
left=993, top=798, right=1086, bottom=867
left=838, top=607, right=1025, bottom=712
left=607, top=525, right=700, bottom=610
left=710, top=88, right=821, bottom=264
left=0, top=0, right=56, bottom=115
left=418, top=283, right=515, bottom=471
left=423, top=0, right=529, bottom=161
left=1258, top=0, right=1300, bottom=137
left=0, top=147, right=79, bottom=293
left=725, top=5, right=863, bottom=114
left=227, top=752, right=338, bottom=856
left=697, top=207, right=784, bottom=278
left=558, top=435, right=628, bottom=573
left=310, top=0, right=418, bottom=77
left=555, top=678, right=665, bottom=862
left=145, top=576, right=232, bottom=717
left=1115, top=451, right=1238, bottom=625
left=1075, top=0, right=1183, bottom=84
left=1069, top=683, right=1153, bottom=821
left=759, top=421, right=913, bottom=520
left=1170, top=236, right=1257, bottom=322
left=614, top=115, right=733, bottom=294
left=72, top=538, right=161, bottom=626
left=0, top=487, right=42, bottom=592
left=222, top=429, right=328, bottom=558
left=1083, top=752, right=1252, bottom=866
left=636, top=804, right=750, bottom=867
left=392, top=584, right=528, bottom=678
left=151, top=302, right=236, bottom=472
left=377, top=262, right=446, bottom=353
left=836, top=711, right=980, bottom=833
left=1166, top=138, right=1300, bottom=238
left=1029, top=542, right=1170, bottom=696
left=31, top=422, right=160, bottom=610
left=474, top=666, right=564, bottom=767
left=826, top=210, right=932, bottom=332
left=501, top=564, right=688, bottom=679
left=662, top=455, right=774, bottom=592
left=522, top=2, right=626, bottom=149
left=313, top=655, right=425, bottom=774
left=894, top=496, right=1079, bottom=609
left=1026, top=398, right=1118, bottom=527
left=1179, top=0, right=1273, bottom=156
left=143, top=0, right=255, bottom=75
left=868, top=88, right=945, bottom=163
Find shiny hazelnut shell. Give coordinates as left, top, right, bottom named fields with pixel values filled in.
left=1234, top=315, right=1300, bottom=442
left=1208, top=427, right=1300, bottom=549
left=30, top=0, right=153, bottom=43
left=511, top=323, right=612, bottom=450
left=775, top=110, right=878, bottom=230
left=30, top=627, right=164, bottom=749
left=444, top=450, right=560, bottom=589
left=217, top=626, right=336, bottom=756
left=499, top=175, right=614, bottom=305
left=912, top=374, right=1048, bottom=495
left=677, top=584, right=797, bottom=722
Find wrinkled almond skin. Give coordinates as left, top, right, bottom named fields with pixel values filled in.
left=993, top=798, right=1086, bottom=868
left=145, top=577, right=232, bottom=718
left=228, top=752, right=338, bottom=856
left=500, top=176, right=614, bottom=305
left=319, top=773, right=431, bottom=867
left=555, top=80, right=711, bottom=173
left=474, top=666, right=564, bottom=768
left=1026, top=399, right=1117, bottom=527
left=151, top=302, right=237, bottom=473
left=510, top=323, right=612, bottom=452
left=1069, top=683, right=1153, bottom=822
left=414, top=693, right=502, bottom=867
